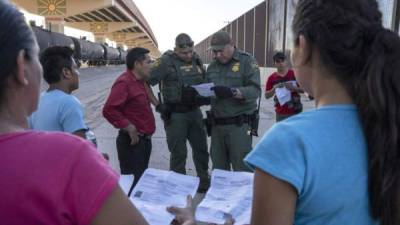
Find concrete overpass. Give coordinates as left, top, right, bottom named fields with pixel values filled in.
left=12, top=0, right=160, bottom=56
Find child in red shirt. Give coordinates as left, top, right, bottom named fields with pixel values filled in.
left=265, top=52, right=304, bottom=121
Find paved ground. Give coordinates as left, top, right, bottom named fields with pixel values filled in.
left=61, top=65, right=315, bottom=213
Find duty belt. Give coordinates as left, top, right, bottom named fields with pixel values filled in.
left=213, top=114, right=252, bottom=126
left=168, top=103, right=197, bottom=113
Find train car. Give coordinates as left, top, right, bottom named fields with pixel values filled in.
left=51, top=31, right=75, bottom=50
left=118, top=48, right=127, bottom=64
left=32, top=26, right=74, bottom=54
left=31, top=25, right=125, bottom=66
left=71, top=37, right=105, bottom=66
left=102, top=45, right=120, bottom=65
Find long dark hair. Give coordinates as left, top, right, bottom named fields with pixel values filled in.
left=0, top=0, right=36, bottom=103
left=293, top=0, right=400, bottom=224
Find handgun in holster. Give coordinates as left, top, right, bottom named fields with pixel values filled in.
left=248, top=110, right=260, bottom=137
left=248, top=94, right=262, bottom=137
left=204, top=111, right=213, bottom=137
left=157, top=92, right=172, bottom=124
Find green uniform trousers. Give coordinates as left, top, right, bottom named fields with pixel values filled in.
left=165, top=108, right=210, bottom=189
left=211, top=123, right=252, bottom=172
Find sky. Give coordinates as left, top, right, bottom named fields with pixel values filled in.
left=134, top=0, right=265, bottom=51
left=21, top=0, right=264, bottom=51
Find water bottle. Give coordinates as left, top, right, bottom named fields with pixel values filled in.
left=86, top=129, right=97, bottom=148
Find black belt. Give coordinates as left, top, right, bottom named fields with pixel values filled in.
left=168, top=103, right=197, bottom=113
left=214, top=114, right=252, bottom=126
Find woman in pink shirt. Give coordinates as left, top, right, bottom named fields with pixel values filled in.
left=0, top=2, right=196, bottom=225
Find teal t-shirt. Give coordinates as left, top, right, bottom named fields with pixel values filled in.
left=245, top=105, right=378, bottom=225
left=29, top=90, right=87, bottom=133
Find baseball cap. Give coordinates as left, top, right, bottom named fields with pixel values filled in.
left=175, top=33, right=194, bottom=49
left=210, top=31, right=232, bottom=51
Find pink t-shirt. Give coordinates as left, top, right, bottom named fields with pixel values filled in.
left=0, top=131, right=119, bottom=225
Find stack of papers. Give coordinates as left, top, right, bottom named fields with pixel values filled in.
left=196, top=169, right=254, bottom=225
left=130, top=168, right=199, bottom=225
left=191, top=82, right=215, bottom=97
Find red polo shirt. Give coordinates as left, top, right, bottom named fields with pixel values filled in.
left=103, top=70, right=155, bottom=135
left=266, top=69, right=300, bottom=115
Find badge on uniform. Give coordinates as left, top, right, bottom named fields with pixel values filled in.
left=180, top=65, right=192, bottom=72
left=232, top=62, right=240, bottom=72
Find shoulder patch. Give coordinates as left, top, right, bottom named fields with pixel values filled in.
left=251, top=60, right=259, bottom=69
left=238, top=50, right=251, bottom=56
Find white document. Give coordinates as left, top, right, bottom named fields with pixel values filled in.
left=196, top=169, right=254, bottom=225
left=130, top=168, right=200, bottom=225
left=191, top=82, right=215, bottom=97
left=119, top=174, right=135, bottom=195
left=275, top=87, right=292, bottom=105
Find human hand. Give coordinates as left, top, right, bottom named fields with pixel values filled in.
left=123, top=124, right=139, bottom=145
left=284, top=82, right=296, bottom=91
left=273, top=83, right=284, bottom=89
left=195, top=96, right=211, bottom=106
left=211, top=86, right=234, bottom=99
left=156, top=103, right=170, bottom=115
left=181, top=86, right=198, bottom=104
left=156, top=103, right=172, bottom=124
left=167, top=195, right=196, bottom=225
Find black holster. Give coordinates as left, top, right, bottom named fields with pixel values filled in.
left=204, top=111, right=213, bottom=137
left=249, top=110, right=260, bottom=137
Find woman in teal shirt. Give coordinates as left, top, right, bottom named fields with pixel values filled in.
left=245, top=0, right=400, bottom=225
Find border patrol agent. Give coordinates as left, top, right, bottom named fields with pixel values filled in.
left=206, top=31, right=261, bottom=171
left=148, top=33, right=210, bottom=192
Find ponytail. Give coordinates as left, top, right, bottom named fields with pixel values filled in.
left=352, top=29, right=400, bottom=224
left=292, top=1, right=400, bottom=224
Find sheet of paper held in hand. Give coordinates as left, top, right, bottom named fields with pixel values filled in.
left=130, top=168, right=199, bottom=225
left=275, top=80, right=298, bottom=106
left=191, top=82, right=215, bottom=97
left=196, top=169, right=254, bottom=225
left=275, top=87, right=291, bottom=105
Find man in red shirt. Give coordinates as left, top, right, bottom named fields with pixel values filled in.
left=103, top=47, right=155, bottom=192
left=265, top=52, right=304, bottom=122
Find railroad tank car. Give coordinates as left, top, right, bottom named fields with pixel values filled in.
left=102, top=45, right=120, bottom=65
left=118, top=48, right=127, bottom=64
left=71, top=37, right=105, bottom=66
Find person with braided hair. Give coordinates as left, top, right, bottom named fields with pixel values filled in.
left=245, top=0, right=400, bottom=224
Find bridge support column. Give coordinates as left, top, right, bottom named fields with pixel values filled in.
left=94, top=34, right=106, bottom=44
left=45, top=16, right=65, bottom=33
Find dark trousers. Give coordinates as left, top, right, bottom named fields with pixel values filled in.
left=276, top=113, right=295, bottom=122
left=116, top=130, right=152, bottom=192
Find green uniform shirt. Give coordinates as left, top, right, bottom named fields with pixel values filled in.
left=148, top=51, right=205, bottom=104
left=206, top=49, right=261, bottom=117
